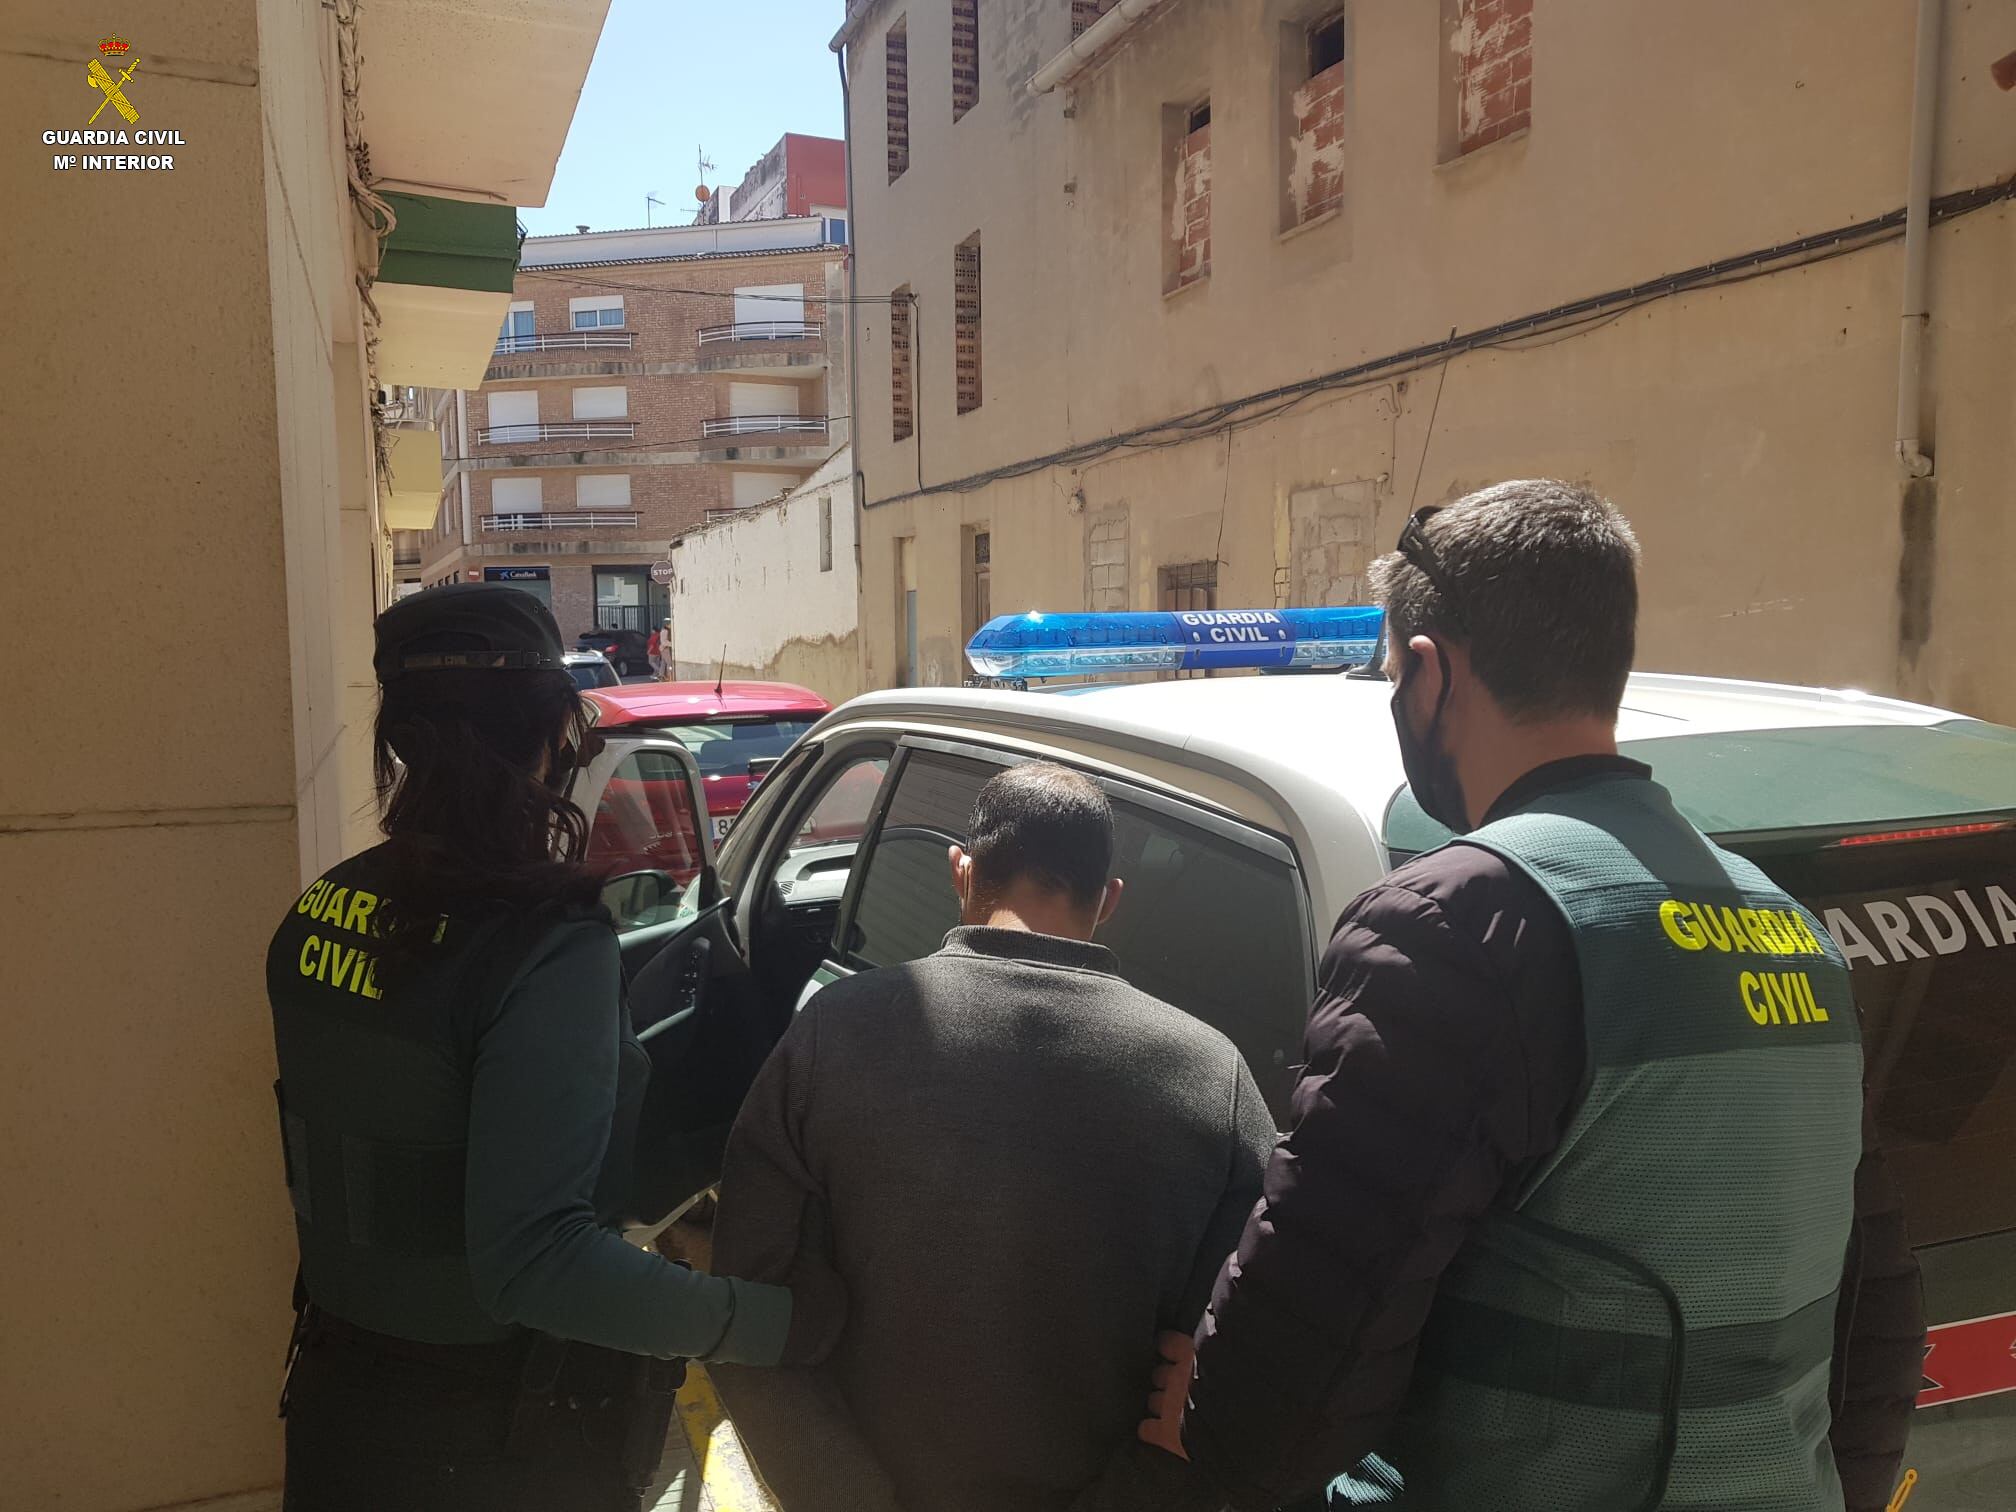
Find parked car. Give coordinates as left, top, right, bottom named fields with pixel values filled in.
left=572, top=680, right=832, bottom=868
left=576, top=626, right=652, bottom=676
left=562, top=650, right=622, bottom=691
left=597, top=615, right=2016, bottom=1508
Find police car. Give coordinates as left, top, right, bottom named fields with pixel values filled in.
left=589, top=608, right=2016, bottom=1510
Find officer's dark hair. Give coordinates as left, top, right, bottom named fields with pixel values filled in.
left=966, top=762, right=1114, bottom=910
left=1369, top=479, right=1640, bottom=720
left=371, top=667, right=599, bottom=967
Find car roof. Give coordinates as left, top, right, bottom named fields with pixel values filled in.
left=586, top=680, right=832, bottom=727
left=812, top=671, right=1980, bottom=926
left=562, top=650, right=610, bottom=662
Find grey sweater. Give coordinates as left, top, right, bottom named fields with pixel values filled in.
left=711, top=926, right=1272, bottom=1512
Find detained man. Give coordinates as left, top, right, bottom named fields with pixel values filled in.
left=710, top=761, right=1272, bottom=1512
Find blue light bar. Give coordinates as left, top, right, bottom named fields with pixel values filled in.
left=966, top=607, right=1384, bottom=680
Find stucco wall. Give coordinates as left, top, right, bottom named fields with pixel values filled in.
left=669, top=450, right=864, bottom=703
left=845, top=0, right=2016, bottom=720
left=0, top=1, right=380, bottom=1503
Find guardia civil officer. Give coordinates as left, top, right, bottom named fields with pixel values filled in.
left=1141, top=482, right=1926, bottom=1511
left=267, top=584, right=828, bottom=1511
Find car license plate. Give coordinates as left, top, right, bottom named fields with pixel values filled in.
left=712, top=815, right=732, bottom=841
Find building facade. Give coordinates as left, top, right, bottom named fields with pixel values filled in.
left=834, top=0, right=2016, bottom=720
left=698, top=131, right=849, bottom=233
left=416, top=219, right=850, bottom=645
left=5, top=2, right=607, bottom=1507
left=668, top=445, right=863, bottom=700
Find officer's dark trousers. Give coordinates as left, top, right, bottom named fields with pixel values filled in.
left=282, top=1325, right=641, bottom=1512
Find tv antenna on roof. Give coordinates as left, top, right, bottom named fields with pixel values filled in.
left=645, top=191, right=665, bottom=226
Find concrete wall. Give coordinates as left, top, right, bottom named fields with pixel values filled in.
left=844, top=0, right=2016, bottom=720
left=669, top=449, right=863, bottom=703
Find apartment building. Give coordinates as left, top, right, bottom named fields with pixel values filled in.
left=416, top=218, right=850, bottom=642
left=833, top=0, right=2016, bottom=721
left=698, top=130, right=850, bottom=234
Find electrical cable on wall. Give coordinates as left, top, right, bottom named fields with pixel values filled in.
left=862, top=174, right=2016, bottom=510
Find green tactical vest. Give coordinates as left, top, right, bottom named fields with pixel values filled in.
left=1352, top=774, right=1863, bottom=1512
left=266, top=845, right=646, bottom=1345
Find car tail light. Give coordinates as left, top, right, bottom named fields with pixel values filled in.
left=1831, top=820, right=2013, bottom=848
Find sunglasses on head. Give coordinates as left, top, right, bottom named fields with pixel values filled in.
left=1395, top=504, right=1467, bottom=636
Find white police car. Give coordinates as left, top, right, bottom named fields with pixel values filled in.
left=609, top=608, right=2016, bottom=1510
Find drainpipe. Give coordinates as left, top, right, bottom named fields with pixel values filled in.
left=1896, top=0, right=1942, bottom=479
left=1029, top=0, right=1172, bottom=95
left=836, top=41, right=866, bottom=571
left=456, top=389, right=473, bottom=544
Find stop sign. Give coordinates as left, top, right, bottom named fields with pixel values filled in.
left=649, top=560, right=676, bottom=585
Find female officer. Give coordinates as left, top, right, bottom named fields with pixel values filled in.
left=266, top=583, right=822, bottom=1510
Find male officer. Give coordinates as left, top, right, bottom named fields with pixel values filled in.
left=1143, top=481, right=1925, bottom=1512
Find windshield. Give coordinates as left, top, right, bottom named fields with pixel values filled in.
left=660, top=717, right=820, bottom=778
left=566, top=660, right=619, bottom=691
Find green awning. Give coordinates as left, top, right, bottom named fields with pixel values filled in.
left=377, top=193, right=522, bottom=294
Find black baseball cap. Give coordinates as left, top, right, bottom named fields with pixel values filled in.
left=372, top=582, right=567, bottom=682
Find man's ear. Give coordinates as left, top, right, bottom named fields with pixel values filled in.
left=1095, top=876, right=1124, bottom=929
left=947, top=845, right=970, bottom=903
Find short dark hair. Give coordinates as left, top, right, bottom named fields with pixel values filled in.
left=1369, top=480, right=1640, bottom=720
left=967, top=763, right=1114, bottom=908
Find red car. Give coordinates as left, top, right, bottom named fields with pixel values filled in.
left=576, top=682, right=832, bottom=883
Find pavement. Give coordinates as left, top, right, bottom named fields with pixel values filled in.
left=645, top=1215, right=780, bottom=1512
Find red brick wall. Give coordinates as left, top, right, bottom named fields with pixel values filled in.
left=1454, top=0, right=1532, bottom=155
left=1172, top=120, right=1211, bottom=291
left=891, top=286, right=915, bottom=441
left=1072, top=0, right=1119, bottom=40
left=421, top=249, right=840, bottom=588
left=954, top=237, right=982, bottom=413
left=1291, top=57, right=1346, bottom=224
left=952, top=0, right=979, bottom=121
left=886, top=21, right=910, bottom=182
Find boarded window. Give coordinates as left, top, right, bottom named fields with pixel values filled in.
left=891, top=285, right=915, bottom=442
left=952, top=0, right=980, bottom=121
left=1289, top=13, right=1347, bottom=226
left=954, top=235, right=982, bottom=415
left=886, top=20, right=910, bottom=182
left=1448, top=0, right=1531, bottom=157
left=1071, top=0, right=1120, bottom=40
left=1168, top=102, right=1212, bottom=292
left=1161, top=561, right=1218, bottom=680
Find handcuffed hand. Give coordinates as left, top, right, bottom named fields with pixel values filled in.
left=1136, top=1329, right=1194, bottom=1460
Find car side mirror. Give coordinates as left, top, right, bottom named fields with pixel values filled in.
left=600, top=869, right=677, bottom=930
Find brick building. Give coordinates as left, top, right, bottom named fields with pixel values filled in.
left=696, top=132, right=849, bottom=233
left=416, top=218, right=849, bottom=642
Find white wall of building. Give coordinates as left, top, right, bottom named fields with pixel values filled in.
left=670, top=447, right=860, bottom=701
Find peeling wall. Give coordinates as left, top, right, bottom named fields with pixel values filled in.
left=669, top=451, right=863, bottom=703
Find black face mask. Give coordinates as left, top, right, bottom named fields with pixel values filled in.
left=1391, top=643, right=1470, bottom=833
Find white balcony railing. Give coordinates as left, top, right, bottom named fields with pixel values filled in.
left=493, top=331, right=636, bottom=354
left=696, top=320, right=821, bottom=345
left=480, top=511, right=642, bottom=533
left=700, top=414, right=828, bottom=439
left=475, top=421, right=637, bottom=445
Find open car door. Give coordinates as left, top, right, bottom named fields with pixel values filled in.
left=574, top=734, right=790, bottom=1227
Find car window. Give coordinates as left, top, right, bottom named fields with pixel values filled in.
left=1747, top=830, right=2016, bottom=1249
left=1387, top=719, right=2016, bottom=856
left=767, top=753, right=892, bottom=905
left=566, top=661, right=618, bottom=691
left=846, top=749, right=1313, bottom=1115
left=585, top=748, right=705, bottom=885
left=662, top=718, right=821, bottom=778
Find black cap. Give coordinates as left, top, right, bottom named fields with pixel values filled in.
left=373, top=582, right=566, bottom=682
